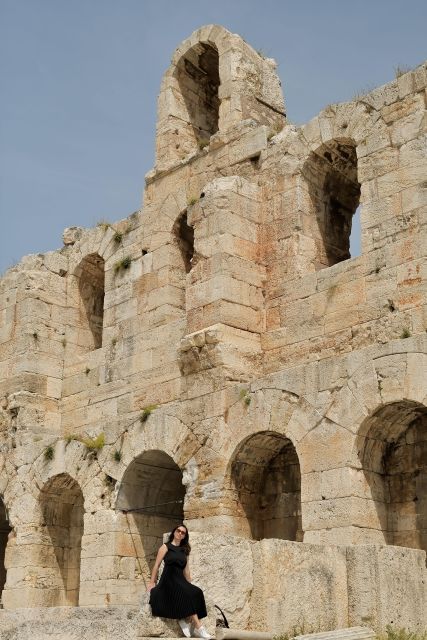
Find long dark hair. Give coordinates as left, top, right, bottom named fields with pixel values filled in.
left=168, top=524, right=191, bottom=555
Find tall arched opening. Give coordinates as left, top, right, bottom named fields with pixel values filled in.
left=40, top=474, right=84, bottom=606
left=175, top=42, right=220, bottom=150
left=0, top=497, right=11, bottom=604
left=76, top=253, right=105, bottom=350
left=304, top=138, right=361, bottom=269
left=174, top=210, right=195, bottom=274
left=230, top=431, right=303, bottom=541
left=357, top=401, right=427, bottom=554
left=116, top=450, right=185, bottom=581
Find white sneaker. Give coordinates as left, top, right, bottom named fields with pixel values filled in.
left=193, top=626, right=212, bottom=639
left=179, top=619, right=193, bottom=638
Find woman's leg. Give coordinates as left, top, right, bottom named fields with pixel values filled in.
left=189, top=614, right=201, bottom=629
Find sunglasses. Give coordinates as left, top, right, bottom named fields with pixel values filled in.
left=176, top=529, right=186, bottom=535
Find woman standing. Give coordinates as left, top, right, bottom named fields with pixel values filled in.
left=148, top=524, right=211, bottom=639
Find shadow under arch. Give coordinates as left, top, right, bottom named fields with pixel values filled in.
left=76, top=252, right=105, bottom=350
left=302, top=137, right=361, bottom=269
left=116, top=450, right=185, bottom=579
left=0, top=497, right=11, bottom=604
left=357, top=400, right=427, bottom=554
left=175, top=41, right=220, bottom=151
left=229, top=431, right=303, bottom=541
left=40, top=473, right=84, bottom=606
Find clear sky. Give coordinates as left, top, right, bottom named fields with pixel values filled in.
left=1, top=0, right=426, bottom=273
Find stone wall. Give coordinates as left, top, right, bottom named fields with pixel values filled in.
left=1, top=535, right=426, bottom=637
left=0, top=23, right=426, bottom=636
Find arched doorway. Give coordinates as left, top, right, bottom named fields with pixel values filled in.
left=0, top=497, right=11, bottom=604
left=230, top=431, right=303, bottom=541
left=116, top=450, right=185, bottom=580
left=76, top=253, right=105, bottom=350
left=175, top=42, right=220, bottom=151
left=304, top=138, right=361, bottom=269
left=358, top=401, right=427, bottom=553
left=40, top=474, right=84, bottom=606
left=174, top=210, right=195, bottom=274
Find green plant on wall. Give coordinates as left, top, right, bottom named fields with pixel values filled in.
left=140, top=404, right=158, bottom=423
left=81, top=433, right=105, bottom=451
left=44, top=445, right=54, bottom=461
left=114, top=256, right=132, bottom=274
left=239, top=388, right=251, bottom=406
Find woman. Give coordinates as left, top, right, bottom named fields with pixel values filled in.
left=148, top=524, right=211, bottom=639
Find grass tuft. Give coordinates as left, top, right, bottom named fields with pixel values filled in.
left=44, top=445, right=54, bottom=461
left=140, top=404, right=158, bottom=423
left=113, top=449, right=122, bottom=462
left=114, top=256, right=132, bottom=274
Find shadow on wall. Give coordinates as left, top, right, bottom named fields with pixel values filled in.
left=116, top=450, right=185, bottom=582
left=40, top=474, right=84, bottom=606
left=0, top=497, right=11, bottom=604
left=357, top=401, right=427, bottom=558
left=230, top=431, right=303, bottom=542
left=303, top=138, right=361, bottom=269
left=176, top=43, right=220, bottom=150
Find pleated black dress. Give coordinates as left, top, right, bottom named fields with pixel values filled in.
left=150, top=542, right=207, bottom=620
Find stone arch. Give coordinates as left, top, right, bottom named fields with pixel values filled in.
left=302, top=137, right=361, bottom=268
left=156, top=24, right=285, bottom=167
left=174, top=209, right=195, bottom=275
left=39, top=473, right=84, bottom=606
left=176, top=42, right=220, bottom=150
left=75, top=253, right=105, bottom=350
left=356, top=400, right=427, bottom=553
left=229, top=430, right=303, bottom=541
left=0, top=496, right=11, bottom=604
left=116, top=450, right=185, bottom=580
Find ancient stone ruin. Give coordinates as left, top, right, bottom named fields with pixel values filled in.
left=0, top=24, right=426, bottom=639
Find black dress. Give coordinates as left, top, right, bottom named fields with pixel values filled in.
left=150, top=542, right=208, bottom=620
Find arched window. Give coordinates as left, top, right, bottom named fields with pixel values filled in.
left=174, top=210, right=195, bottom=274
left=77, top=253, right=105, bottom=350
left=304, top=139, right=361, bottom=269
left=230, top=431, right=303, bottom=541
left=0, top=497, right=11, bottom=604
left=116, top=450, right=185, bottom=581
left=175, top=43, right=220, bottom=150
left=40, top=474, right=84, bottom=606
left=358, top=401, right=427, bottom=555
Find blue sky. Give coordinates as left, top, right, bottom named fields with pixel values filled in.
left=1, top=0, right=426, bottom=273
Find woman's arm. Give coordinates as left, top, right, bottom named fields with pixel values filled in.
left=147, top=543, right=168, bottom=591
left=183, top=559, right=192, bottom=582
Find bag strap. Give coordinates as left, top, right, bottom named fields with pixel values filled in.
left=214, top=604, right=229, bottom=628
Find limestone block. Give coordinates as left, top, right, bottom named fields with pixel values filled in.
left=0, top=606, right=180, bottom=640
left=190, top=533, right=254, bottom=629
left=346, top=545, right=427, bottom=632
left=250, top=539, right=348, bottom=634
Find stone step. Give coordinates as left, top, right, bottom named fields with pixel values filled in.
left=295, top=627, right=375, bottom=640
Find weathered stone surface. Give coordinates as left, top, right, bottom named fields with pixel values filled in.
left=0, top=23, right=426, bottom=639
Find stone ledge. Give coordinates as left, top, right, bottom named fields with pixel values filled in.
left=0, top=606, right=179, bottom=640
left=295, top=628, right=375, bottom=640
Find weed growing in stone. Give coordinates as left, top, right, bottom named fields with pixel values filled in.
left=140, top=404, right=158, bottom=423
left=239, top=389, right=252, bottom=406
left=400, top=328, right=411, bottom=339
left=377, top=625, right=427, bottom=640
left=114, top=256, right=132, bottom=274
left=113, top=449, right=122, bottom=462
left=44, top=445, right=54, bottom=461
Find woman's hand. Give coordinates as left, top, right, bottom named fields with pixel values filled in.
left=147, top=581, right=156, bottom=592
